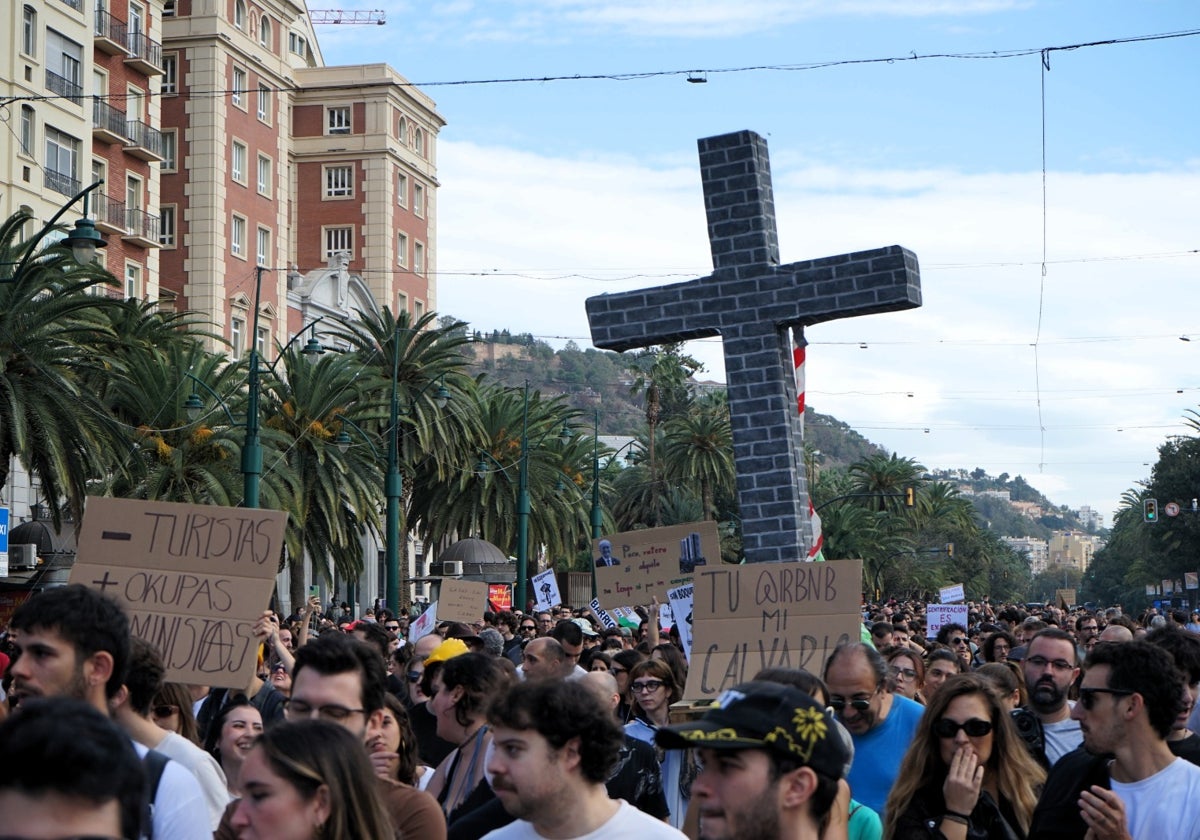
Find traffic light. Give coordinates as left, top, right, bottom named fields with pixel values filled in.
left=904, top=487, right=915, bottom=507
left=1144, top=499, right=1159, bottom=523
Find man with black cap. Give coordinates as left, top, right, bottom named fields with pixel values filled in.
left=656, top=681, right=848, bottom=840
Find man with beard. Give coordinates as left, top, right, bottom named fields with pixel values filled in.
left=1020, top=628, right=1082, bottom=766
left=1029, top=641, right=1200, bottom=840
left=483, top=679, right=684, bottom=839
left=656, top=680, right=849, bottom=840
left=823, top=642, right=923, bottom=814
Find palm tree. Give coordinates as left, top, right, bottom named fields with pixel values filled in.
left=327, top=306, right=478, bottom=608
left=625, top=343, right=702, bottom=477
left=848, top=453, right=926, bottom=510
left=263, top=346, right=383, bottom=610
left=0, top=211, right=123, bottom=529
left=661, top=395, right=734, bottom=521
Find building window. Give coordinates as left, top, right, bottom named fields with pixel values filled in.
left=414, top=241, right=425, bottom=274
left=397, top=291, right=408, bottom=314
left=234, top=0, right=246, bottom=30
left=230, top=316, right=245, bottom=360
left=414, top=128, right=425, bottom=157
left=326, top=106, right=350, bottom=135
left=397, top=116, right=408, bottom=145
left=22, top=5, right=37, bottom=57
left=289, top=32, right=306, bottom=56
left=256, top=227, right=271, bottom=267
left=397, top=232, right=407, bottom=266
left=231, top=141, right=247, bottom=184
left=257, top=154, right=271, bottom=196
left=46, top=30, right=84, bottom=98
left=231, top=214, right=246, bottom=257
left=126, top=175, right=143, bottom=214
left=45, top=127, right=80, bottom=195
left=129, top=3, right=145, bottom=42
left=159, top=205, right=176, bottom=247
left=324, top=226, right=352, bottom=259
left=125, top=263, right=141, bottom=299
left=163, top=0, right=175, bottom=16
left=414, top=300, right=424, bottom=319
left=413, top=183, right=425, bottom=217
left=232, top=66, right=246, bottom=107
left=161, top=54, right=177, bottom=95
left=324, top=165, right=352, bottom=198
left=258, top=15, right=271, bottom=47
left=161, top=130, right=177, bottom=171
left=256, top=326, right=269, bottom=357
left=257, top=84, right=270, bottom=122
left=19, top=106, right=35, bottom=157
left=396, top=172, right=407, bottom=206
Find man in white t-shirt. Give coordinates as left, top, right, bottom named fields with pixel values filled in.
left=482, top=679, right=685, bottom=840
left=1029, top=640, right=1200, bottom=840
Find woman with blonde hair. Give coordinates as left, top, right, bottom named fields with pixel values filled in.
left=884, top=673, right=1045, bottom=840
left=231, top=719, right=396, bottom=839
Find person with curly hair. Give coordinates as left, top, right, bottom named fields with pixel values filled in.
left=884, top=674, right=1045, bottom=840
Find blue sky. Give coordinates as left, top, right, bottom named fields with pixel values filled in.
left=318, top=1, right=1199, bottom=524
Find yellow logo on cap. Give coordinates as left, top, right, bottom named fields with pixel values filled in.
left=763, top=705, right=828, bottom=762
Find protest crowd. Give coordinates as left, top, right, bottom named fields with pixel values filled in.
left=5, top=583, right=1200, bottom=840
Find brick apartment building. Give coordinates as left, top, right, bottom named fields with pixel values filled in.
left=1, top=0, right=443, bottom=605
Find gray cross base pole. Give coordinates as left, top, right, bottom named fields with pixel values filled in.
left=585, top=130, right=922, bottom=565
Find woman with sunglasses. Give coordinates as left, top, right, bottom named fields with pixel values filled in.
left=624, top=659, right=693, bottom=830
left=884, top=674, right=1045, bottom=840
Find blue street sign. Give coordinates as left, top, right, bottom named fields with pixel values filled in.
left=0, top=507, right=9, bottom=554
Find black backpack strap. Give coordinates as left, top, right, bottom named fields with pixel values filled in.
left=140, top=748, right=171, bottom=840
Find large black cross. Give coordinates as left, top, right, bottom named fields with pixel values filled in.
left=586, top=130, right=921, bottom=564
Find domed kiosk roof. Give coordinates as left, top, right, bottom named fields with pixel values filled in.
left=440, top=538, right=509, bottom=566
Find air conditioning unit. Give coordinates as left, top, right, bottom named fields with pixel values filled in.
left=442, top=561, right=463, bottom=577
left=10, top=544, right=38, bottom=569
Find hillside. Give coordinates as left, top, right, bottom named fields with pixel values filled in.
left=460, top=332, right=1099, bottom=539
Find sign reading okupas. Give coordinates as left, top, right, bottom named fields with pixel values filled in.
left=682, top=559, right=863, bottom=701
left=71, top=497, right=286, bottom=689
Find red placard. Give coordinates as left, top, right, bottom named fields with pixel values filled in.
left=488, top=583, right=513, bottom=612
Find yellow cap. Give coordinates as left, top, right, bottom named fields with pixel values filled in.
left=424, top=638, right=469, bottom=666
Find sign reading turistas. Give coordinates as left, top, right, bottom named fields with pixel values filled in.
left=592, top=521, right=717, bottom=609
left=70, top=496, right=287, bottom=689
left=682, top=558, right=863, bottom=701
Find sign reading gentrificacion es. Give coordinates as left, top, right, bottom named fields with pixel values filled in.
left=682, top=558, right=863, bottom=702
left=71, top=496, right=287, bottom=689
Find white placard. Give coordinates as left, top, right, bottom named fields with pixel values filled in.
left=590, top=598, right=617, bottom=630
left=667, top=582, right=695, bottom=662
left=533, top=568, right=562, bottom=611
left=926, top=603, right=970, bottom=639
left=408, top=601, right=439, bottom=643
left=939, top=583, right=966, bottom=604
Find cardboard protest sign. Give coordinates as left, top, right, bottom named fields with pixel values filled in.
left=667, top=582, right=695, bottom=663
left=438, top=578, right=488, bottom=624
left=409, top=601, right=439, bottom=642
left=593, top=521, right=717, bottom=609
left=1055, top=588, right=1077, bottom=607
left=70, top=496, right=287, bottom=689
left=926, top=603, right=969, bottom=639
left=682, top=559, right=863, bottom=701
left=532, top=568, right=562, bottom=610
left=590, top=598, right=617, bottom=630
left=939, top=583, right=965, bottom=604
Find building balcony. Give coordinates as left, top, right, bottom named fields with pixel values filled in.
left=45, top=170, right=80, bottom=198
left=92, top=99, right=128, bottom=144
left=123, top=208, right=161, bottom=248
left=94, top=9, right=130, bottom=55
left=123, top=31, right=163, bottom=75
left=124, top=120, right=164, bottom=162
left=45, top=71, right=83, bottom=104
left=93, top=194, right=128, bottom=235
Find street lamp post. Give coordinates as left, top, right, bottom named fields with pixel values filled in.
left=3, top=180, right=109, bottom=282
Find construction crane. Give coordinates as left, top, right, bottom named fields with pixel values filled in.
left=309, top=9, right=386, bottom=25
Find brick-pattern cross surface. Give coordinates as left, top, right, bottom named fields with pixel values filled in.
left=586, top=130, right=922, bottom=564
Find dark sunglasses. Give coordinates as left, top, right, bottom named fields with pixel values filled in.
left=520, top=625, right=537, bottom=632
left=951, top=637, right=969, bottom=646
left=829, top=697, right=872, bottom=712
left=407, top=671, right=423, bottom=683
left=933, top=717, right=993, bottom=738
left=385, top=624, right=401, bottom=631
left=152, top=704, right=180, bottom=718
left=1078, top=687, right=1135, bottom=710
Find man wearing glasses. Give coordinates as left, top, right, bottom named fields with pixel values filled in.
left=215, top=632, right=446, bottom=840
left=1029, top=640, right=1200, bottom=840
left=1020, top=628, right=1083, bottom=766
left=823, top=642, right=923, bottom=814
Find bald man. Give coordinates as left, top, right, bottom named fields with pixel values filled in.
left=581, top=672, right=670, bottom=819
left=1098, top=624, right=1133, bottom=643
